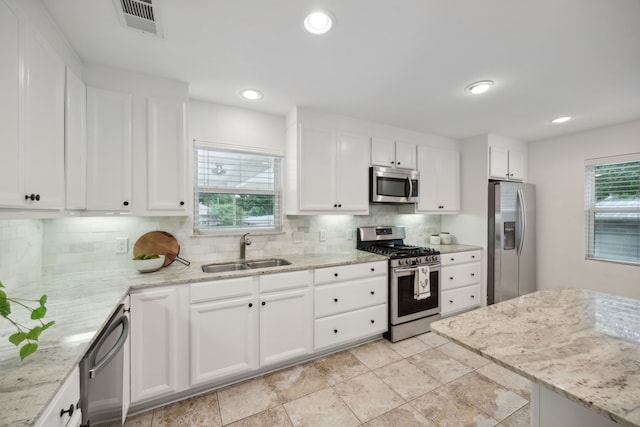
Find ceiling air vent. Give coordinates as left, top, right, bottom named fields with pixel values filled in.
left=113, top=0, right=164, bottom=37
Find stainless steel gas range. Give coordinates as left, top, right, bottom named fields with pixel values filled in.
left=357, top=226, right=441, bottom=342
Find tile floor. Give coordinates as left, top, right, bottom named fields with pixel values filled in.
left=124, top=333, right=531, bottom=426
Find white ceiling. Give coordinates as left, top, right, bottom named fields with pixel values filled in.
left=42, top=0, right=640, bottom=141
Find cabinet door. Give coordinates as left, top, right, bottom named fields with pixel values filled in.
left=260, top=288, right=313, bottom=366
left=298, top=127, right=337, bottom=211
left=336, top=132, right=369, bottom=213
left=0, top=1, right=22, bottom=207
left=437, top=149, right=460, bottom=211
left=34, top=367, right=80, bottom=427
left=370, top=137, right=395, bottom=167
left=190, top=296, right=258, bottom=386
left=489, top=146, right=509, bottom=180
left=395, top=141, right=417, bottom=169
left=508, top=149, right=525, bottom=181
left=65, top=68, right=87, bottom=210
left=23, top=22, right=65, bottom=209
left=130, top=287, right=188, bottom=403
left=86, top=88, right=132, bottom=211
left=147, top=98, right=187, bottom=212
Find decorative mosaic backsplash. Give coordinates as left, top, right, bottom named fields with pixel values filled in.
left=0, top=205, right=441, bottom=282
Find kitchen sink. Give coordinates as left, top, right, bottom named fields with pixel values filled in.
left=201, top=258, right=291, bottom=273
left=246, top=258, right=291, bottom=268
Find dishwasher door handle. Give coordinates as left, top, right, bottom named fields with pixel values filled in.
left=89, top=314, right=129, bottom=379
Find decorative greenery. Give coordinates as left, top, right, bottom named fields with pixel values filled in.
left=0, top=281, right=55, bottom=361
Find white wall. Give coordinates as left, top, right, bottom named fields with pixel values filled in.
left=529, top=119, right=640, bottom=299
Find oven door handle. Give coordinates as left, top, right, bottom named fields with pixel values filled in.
left=393, top=265, right=419, bottom=275
left=88, top=314, right=129, bottom=379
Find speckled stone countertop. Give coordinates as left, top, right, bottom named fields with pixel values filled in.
left=0, top=250, right=387, bottom=427
left=431, top=288, right=640, bottom=427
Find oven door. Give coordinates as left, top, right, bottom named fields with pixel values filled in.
left=390, top=264, right=440, bottom=325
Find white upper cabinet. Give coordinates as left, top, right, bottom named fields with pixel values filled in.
left=371, top=137, right=417, bottom=170
left=489, top=145, right=526, bottom=181
left=415, top=147, right=460, bottom=213
left=288, top=125, right=369, bottom=215
left=65, top=67, right=87, bottom=210
left=86, top=88, right=133, bottom=211
left=0, top=2, right=65, bottom=209
left=146, top=97, right=187, bottom=212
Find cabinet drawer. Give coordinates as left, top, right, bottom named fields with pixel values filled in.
left=315, top=261, right=387, bottom=285
left=441, top=284, right=481, bottom=316
left=315, top=276, right=387, bottom=318
left=190, top=277, right=255, bottom=303
left=441, top=263, right=480, bottom=291
left=315, top=304, right=387, bottom=350
left=441, top=250, right=481, bottom=266
left=260, top=270, right=311, bottom=293
left=35, top=366, right=80, bottom=427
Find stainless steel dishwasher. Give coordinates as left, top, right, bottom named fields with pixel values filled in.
left=79, top=303, right=129, bottom=426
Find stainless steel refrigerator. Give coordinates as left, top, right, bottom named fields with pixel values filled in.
left=488, top=181, right=536, bottom=304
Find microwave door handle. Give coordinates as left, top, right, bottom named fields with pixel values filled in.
left=406, top=177, right=413, bottom=198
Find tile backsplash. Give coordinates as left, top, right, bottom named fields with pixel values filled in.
left=0, top=205, right=441, bottom=282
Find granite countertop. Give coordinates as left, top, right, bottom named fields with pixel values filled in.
left=431, top=288, right=640, bottom=427
left=0, top=250, right=387, bottom=427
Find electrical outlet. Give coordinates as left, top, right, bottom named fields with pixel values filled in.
left=345, top=229, right=353, bottom=240
left=116, top=237, right=128, bottom=254
left=319, top=229, right=326, bottom=242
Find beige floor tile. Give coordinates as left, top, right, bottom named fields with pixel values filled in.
left=265, top=361, right=329, bottom=402
left=437, top=342, right=491, bottom=369
left=374, top=359, right=441, bottom=400
left=410, top=385, right=499, bottom=427
left=349, top=339, right=402, bottom=370
left=124, top=410, right=153, bottom=427
left=283, top=387, right=360, bottom=427
left=313, top=350, right=370, bottom=385
left=409, top=348, right=473, bottom=383
left=385, top=337, right=430, bottom=358
left=217, top=376, right=282, bottom=425
left=498, top=403, right=530, bottom=427
left=415, top=331, right=450, bottom=348
left=333, top=371, right=405, bottom=423
left=227, top=405, right=293, bottom=427
left=476, top=363, right=531, bottom=400
left=447, top=372, right=528, bottom=422
left=152, top=391, right=221, bottom=427
left=364, top=403, right=436, bottom=427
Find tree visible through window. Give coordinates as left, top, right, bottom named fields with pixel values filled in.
left=585, top=154, right=640, bottom=264
left=194, top=145, right=282, bottom=234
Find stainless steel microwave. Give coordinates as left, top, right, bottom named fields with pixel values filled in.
left=370, top=166, right=419, bottom=203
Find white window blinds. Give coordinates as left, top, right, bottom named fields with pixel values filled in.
left=194, top=145, right=282, bottom=234
left=584, top=153, right=640, bottom=264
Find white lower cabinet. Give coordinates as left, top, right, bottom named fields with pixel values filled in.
left=440, top=250, right=482, bottom=316
left=314, top=261, right=388, bottom=350
left=189, top=270, right=313, bottom=386
left=130, top=286, right=189, bottom=404
left=35, top=367, right=80, bottom=427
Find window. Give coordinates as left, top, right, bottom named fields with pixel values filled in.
left=585, top=153, right=640, bottom=265
left=194, top=144, right=282, bottom=234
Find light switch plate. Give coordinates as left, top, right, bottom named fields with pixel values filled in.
left=319, top=230, right=326, bottom=242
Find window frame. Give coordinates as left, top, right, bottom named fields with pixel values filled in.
left=193, top=142, right=283, bottom=236
left=584, top=153, right=640, bottom=266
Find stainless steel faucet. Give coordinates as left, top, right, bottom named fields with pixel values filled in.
left=240, top=233, right=252, bottom=259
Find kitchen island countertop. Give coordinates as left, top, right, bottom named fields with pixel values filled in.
left=0, top=250, right=387, bottom=427
left=431, top=288, right=640, bottom=427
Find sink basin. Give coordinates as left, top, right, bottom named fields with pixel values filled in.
left=201, top=262, right=250, bottom=273
left=201, top=258, right=291, bottom=273
left=246, top=258, right=291, bottom=268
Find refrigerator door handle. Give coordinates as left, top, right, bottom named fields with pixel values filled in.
left=517, top=188, right=526, bottom=256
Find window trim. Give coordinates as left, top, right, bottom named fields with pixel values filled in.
left=193, top=142, right=283, bottom=236
left=584, top=152, right=640, bottom=266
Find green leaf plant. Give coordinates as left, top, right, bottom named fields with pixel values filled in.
left=0, top=280, right=55, bottom=361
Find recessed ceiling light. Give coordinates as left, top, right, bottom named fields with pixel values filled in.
left=240, top=89, right=263, bottom=101
left=304, top=11, right=334, bottom=34
left=551, top=116, right=572, bottom=124
left=464, top=80, right=494, bottom=95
